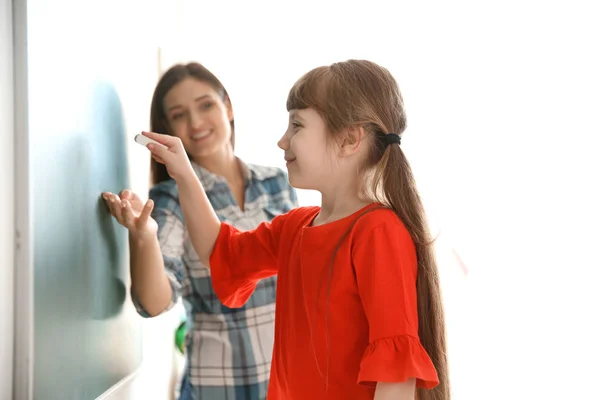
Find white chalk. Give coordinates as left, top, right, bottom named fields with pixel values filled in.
left=134, top=133, right=168, bottom=150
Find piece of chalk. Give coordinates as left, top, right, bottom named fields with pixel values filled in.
left=134, top=133, right=168, bottom=149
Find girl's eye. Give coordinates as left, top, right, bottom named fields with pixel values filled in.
left=201, top=102, right=214, bottom=110
left=291, top=121, right=302, bottom=131
left=171, top=113, right=183, bottom=120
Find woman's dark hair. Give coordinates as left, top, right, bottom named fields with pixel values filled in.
left=149, top=62, right=234, bottom=185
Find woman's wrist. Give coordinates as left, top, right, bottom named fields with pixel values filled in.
left=129, top=230, right=157, bottom=245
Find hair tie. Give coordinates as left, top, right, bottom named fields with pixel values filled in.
left=378, top=133, right=401, bottom=146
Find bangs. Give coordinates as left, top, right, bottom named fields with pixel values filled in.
left=286, top=66, right=332, bottom=112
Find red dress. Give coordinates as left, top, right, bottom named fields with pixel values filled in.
left=210, top=204, right=439, bottom=399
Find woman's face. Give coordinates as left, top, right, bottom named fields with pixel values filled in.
left=163, top=77, right=233, bottom=161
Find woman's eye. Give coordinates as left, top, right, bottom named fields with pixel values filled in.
left=291, top=121, right=302, bottom=131
left=201, top=102, right=214, bottom=110
left=171, top=113, right=183, bottom=120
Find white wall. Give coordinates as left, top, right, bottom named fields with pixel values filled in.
left=0, top=0, right=14, bottom=397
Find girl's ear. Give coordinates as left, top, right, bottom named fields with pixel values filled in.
left=339, top=126, right=366, bottom=157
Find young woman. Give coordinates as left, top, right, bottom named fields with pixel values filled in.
left=103, top=62, right=297, bottom=400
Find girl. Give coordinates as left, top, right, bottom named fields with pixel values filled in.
left=103, top=62, right=297, bottom=400
left=134, top=59, right=450, bottom=400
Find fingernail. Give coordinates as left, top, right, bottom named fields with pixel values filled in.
left=122, top=201, right=127, bottom=208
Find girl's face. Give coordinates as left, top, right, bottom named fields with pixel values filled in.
left=278, top=108, right=339, bottom=191
left=163, top=77, right=233, bottom=162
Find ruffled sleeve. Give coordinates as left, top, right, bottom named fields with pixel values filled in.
left=352, top=215, right=439, bottom=389
left=358, top=335, right=439, bottom=389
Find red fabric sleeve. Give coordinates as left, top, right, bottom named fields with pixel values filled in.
left=209, top=212, right=286, bottom=308
left=353, top=221, right=439, bottom=389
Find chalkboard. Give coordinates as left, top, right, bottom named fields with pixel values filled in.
left=30, top=78, right=142, bottom=399
left=11, top=0, right=154, bottom=397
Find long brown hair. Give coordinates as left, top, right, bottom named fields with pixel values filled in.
left=149, top=62, right=235, bottom=185
left=287, top=60, right=450, bottom=400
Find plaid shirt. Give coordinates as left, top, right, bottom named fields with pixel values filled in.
left=133, top=160, right=297, bottom=400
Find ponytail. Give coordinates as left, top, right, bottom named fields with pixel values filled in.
left=372, top=143, right=451, bottom=400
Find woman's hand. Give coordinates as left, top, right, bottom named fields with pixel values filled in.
left=102, top=189, right=157, bottom=239
left=141, top=131, right=196, bottom=183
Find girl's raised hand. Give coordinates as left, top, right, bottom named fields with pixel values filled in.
left=141, top=131, right=195, bottom=183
